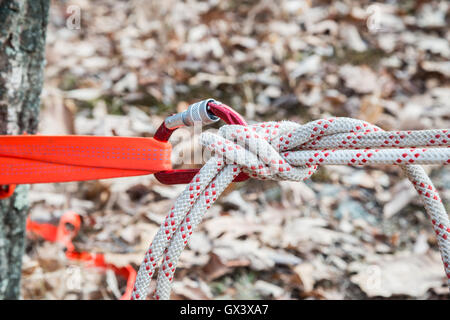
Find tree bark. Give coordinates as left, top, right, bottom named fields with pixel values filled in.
left=0, top=0, right=50, bottom=299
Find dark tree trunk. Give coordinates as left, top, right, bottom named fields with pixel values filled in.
left=0, top=0, right=50, bottom=299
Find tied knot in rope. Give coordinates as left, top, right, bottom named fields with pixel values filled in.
left=201, top=120, right=315, bottom=182
left=202, top=117, right=449, bottom=180
left=132, top=117, right=450, bottom=300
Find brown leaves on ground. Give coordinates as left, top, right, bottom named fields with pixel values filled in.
left=22, top=0, right=450, bottom=300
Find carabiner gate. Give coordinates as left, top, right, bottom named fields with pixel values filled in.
left=154, top=99, right=249, bottom=185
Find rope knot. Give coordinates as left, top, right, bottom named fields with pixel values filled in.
left=201, top=120, right=318, bottom=181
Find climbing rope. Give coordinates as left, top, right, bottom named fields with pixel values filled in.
left=131, top=116, right=450, bottom=300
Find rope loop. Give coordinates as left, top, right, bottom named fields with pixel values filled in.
left=132, top=117, right=450, bottom=300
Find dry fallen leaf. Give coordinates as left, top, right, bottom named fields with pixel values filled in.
left=172, top=278, right=213, bottom=300
left=349, top=251, right=446, bottom=297
left=339, top=65, right=379, bottom=94
left=282, top=218, right=358, bottom=247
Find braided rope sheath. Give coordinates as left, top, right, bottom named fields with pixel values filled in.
left=132, top=117, right=450, bottom=300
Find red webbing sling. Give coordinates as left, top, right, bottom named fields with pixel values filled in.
left=26, top=211, right=137, bottom=300
left=0, top=100, right=246, bottom=187
left=0, top=135, right=172, bottom=184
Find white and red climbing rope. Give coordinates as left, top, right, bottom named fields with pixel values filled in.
left=132, top=116, right=450, bottom=300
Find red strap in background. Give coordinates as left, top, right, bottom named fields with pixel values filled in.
left=0, top=135, right=172, bottom=185
left=26, top=211, right=136, bottom=300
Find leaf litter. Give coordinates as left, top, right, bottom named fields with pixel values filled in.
left=22, top=0, right=450, bottom=300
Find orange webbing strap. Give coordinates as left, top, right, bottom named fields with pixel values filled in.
left=0, top=135, right=172, bottom=184
left=26, top=211, right=137, bottom=300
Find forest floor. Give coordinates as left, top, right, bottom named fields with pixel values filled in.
left=21, top=0, right=450, bottom=299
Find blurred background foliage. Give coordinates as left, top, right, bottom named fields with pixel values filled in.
left=22, top=0, right=450, bottom=299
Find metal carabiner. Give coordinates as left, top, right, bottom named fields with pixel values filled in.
left=0, top=184, right=16, bottom=200
left=153, top=99, right=249, bottom=185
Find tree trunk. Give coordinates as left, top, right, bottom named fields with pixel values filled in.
left=0, top=0, right=50, bottom=299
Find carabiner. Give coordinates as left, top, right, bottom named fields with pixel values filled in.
left=0, top=184, right=16, bottom=199
left=154, top=99, right=249, bottom=185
